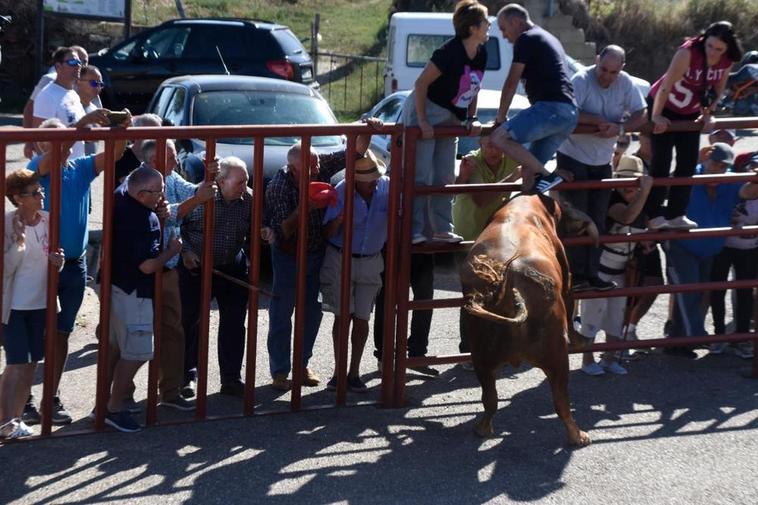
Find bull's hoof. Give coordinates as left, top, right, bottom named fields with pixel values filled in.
left=474, top=421, right=494, bottom=438
left=569, top=430, right=591, bottom=447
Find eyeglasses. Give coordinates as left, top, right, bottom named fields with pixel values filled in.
left=64, top=58, right=82, bottom=67
left=81, top=79, right=105, bottom=88
left=20, top=188, right=45, bottom=198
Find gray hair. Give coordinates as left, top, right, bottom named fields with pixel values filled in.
left=140, top=138, right=175, bottom=163
left=39, top=117, right=66, bottom=129
left=498, top=3, right=530, bottom=22
left=218, top=156, right=248, bottom=180
left=286, top=142, right=317, bottom=165
left=132, top=113, right=162, bottom=128
left=599, top=45, right=626, bottom=64
left=127, top=165, right=162, bottom=193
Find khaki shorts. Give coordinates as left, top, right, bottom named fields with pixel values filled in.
left=320, top=245, right=383, bottom=320
left=109, top=285, right=154, bottom=361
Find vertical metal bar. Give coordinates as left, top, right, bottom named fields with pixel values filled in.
left=41, top=142, right=62, bottom=435
left=328, top=54, right=334, bottom=103
left=343, top=56, right=348, bottom=114
left=146, top=137, right=167, bottom=426
left=359, top=64, right=364, bottom=112
left=335, top=135, right=357, bottom=406
left=380, top=133, right=402, bottom=407
left=375, top=61, right=380, bottom=100
left=244, top=137, right=265, bottom=415
left=0, top=145, right=5, bottom=360
left=393, top=129, right=416, bottom=408
left=95, top=140, right=116, bottom=431
left=291, top=135, right=312, bottom=410
left=195, top=138, right=217, bottom=420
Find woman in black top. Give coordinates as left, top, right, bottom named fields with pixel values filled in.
left=402, top=0, right=489, bottom=244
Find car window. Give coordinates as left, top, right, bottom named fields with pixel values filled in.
left=151, top=86, right=176, bottom=117
left=192, top=90, right=340, bottom=147
left=183, top=26, right=250, bottom=59
left=406, top=35, right=500, bottom=70
left=143, top=26, right=191, bottom=60
left=111, top=37, right=140, bottom=61
left=163, top=87, right=187, bottom=126
left=374, top=98, right=403, bottom=124
left=271, top=28, right=306, bottom=56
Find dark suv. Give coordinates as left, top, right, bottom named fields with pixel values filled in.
left=90, top=18, right=316, bottom=113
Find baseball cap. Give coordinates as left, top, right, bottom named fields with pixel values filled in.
left=708, top=142, right=735, bottom=164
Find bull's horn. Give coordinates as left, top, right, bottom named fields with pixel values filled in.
left=464, top=288, right=528, bottom=325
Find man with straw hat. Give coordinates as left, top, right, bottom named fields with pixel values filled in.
left=321, top=150, right=390, bottom=393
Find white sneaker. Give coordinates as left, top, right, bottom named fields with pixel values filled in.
left=600, top=360, right=628, bottom=375
left=411, top=234, right=427, bottom=245
left=581, top=362, right=605, bottom=376
left=5, top=419, right=34, bottom=438
left=432, top=231, right=463, bottom=243
left=647, top=216, right=668, bottom=230
left=665, top=215, right=698, bottom=230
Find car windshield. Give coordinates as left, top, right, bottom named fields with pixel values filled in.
left=192, top=90, right=341, bottom=146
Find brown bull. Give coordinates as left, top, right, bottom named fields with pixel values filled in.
left=460, top=194, right=597, bottom=447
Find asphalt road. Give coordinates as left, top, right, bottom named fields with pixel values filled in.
left=1, top=117, right=757, bottom=504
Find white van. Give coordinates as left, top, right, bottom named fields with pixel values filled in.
left=383, top=12, right=513, bottom=97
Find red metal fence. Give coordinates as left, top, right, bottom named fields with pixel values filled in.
left=0, top=116, right=756, bottom=439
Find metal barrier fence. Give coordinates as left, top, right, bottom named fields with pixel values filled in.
left=0, top=116, right=757, bottom=439
left=389, top=118, right=758, bottom=408
left=316, top=51, right=385, bottom=117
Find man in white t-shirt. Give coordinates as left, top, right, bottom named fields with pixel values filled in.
left=555, top=45, right=648, bottom=292
left=24, top=46, right=100, bottom=159
left=31, top=46, right=105, bottom=161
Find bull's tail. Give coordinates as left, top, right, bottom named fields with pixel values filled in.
left=464, top=287, right=528, bottom=325
left=463, top=253, right=528, bottom=325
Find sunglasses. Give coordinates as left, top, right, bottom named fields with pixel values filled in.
left=20, top=188, right=45, bottom=198
left=64, top=58, right=82, bottom=67
left=81, top=79, right=105, bottom=88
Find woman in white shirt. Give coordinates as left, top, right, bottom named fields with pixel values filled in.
left=0, top=169, right=64, bottom=439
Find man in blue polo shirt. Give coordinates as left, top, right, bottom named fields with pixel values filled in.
left=320, top=150, right=390, bottom=393
left=26, top=114, right=130, bottom=425
left=663, top=143, right=758, bottom=358
left=105, top=166, right=182, bottom=432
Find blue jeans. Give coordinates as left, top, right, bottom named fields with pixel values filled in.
left=556, top=152, right=612, bottom=280
left=58, top=256, right=87, bottom=334
left=267, top=246, right=324, bottom=377
left=401, top=93, right=459, bottom=236
left=664, top=240, right=713, bottom=338
left=504, top=101, right=578, bottom=165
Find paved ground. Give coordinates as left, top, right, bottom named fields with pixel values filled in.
left=1, top=117, right=757, bottom=504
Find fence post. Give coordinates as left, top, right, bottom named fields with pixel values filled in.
left=311, top=13, right=320, bottom=78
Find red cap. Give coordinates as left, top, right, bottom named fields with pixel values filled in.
left=308, top=181, right=338, bottom=208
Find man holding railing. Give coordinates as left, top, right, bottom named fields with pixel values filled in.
left=265, top=118, right=382, bottom=392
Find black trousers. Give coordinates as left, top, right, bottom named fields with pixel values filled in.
left=709, top=246, right=757, bottom=334
left=644, top=99, right=701, bottom=219
left=374, top=252, right=434, bottom=359
left=179, top=251, right=249, bottom=385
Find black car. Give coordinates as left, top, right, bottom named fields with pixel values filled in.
left=90, top=18, right=316, bottom=113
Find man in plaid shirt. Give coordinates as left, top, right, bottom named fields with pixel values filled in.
left=265, top=118, right=383, bottom=391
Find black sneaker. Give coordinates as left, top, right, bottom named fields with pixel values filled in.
left=588, top=276, right=617, bottom=291
left=220, top=380, right=245, bottom=398
left=663, top=346, right=697, bottom=359
left=347, top=376, right=368, bottom=393
left=326, top=376, right=337, bottom=392
left=104, top=410, right=142, bottom=433
left=533, top=172, right=564, bottom=193
left=22, top=396, right=41, bottom=425
left=181, top=380, right=196, bottom=399
left=52, top=396, right=73, bottom=425
left=160, top=397, right=196, bottom=411
left=409, top=365, right=440, bottom=377
left=571, top=279, right=592, bottom=292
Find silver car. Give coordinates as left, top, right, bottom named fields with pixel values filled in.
left=146, top=74, right=345, bottom=184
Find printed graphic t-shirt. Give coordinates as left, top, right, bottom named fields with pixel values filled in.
left=428, top=37, right=487, bottom=121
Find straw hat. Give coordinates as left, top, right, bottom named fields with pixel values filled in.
left=354, top=149, right=386, bottom=182
left=614, top=155, right=644, bottom=178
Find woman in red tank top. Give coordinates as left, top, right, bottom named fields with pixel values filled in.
left=645, top=21, right=743, bottom=230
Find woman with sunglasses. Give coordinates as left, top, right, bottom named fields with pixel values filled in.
left=0, top=169, right=64, bottom=439
left=76, top=65, right=106, bottom=155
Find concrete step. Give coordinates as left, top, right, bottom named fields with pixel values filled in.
left=543, top=14, right=575, bottom=31
left=554, top=28, right=586, bottom=45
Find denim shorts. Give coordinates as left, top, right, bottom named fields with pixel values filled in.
left=503, top=101, right=578, bottom=165
left=58, top=256, right=87, bottom=334
left=3, top=309, right=46, bottom=364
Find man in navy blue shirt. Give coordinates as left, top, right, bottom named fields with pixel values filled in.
left=491, top=3, right=578, bottom=193
left=105, top=166, right=181, bottom=432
